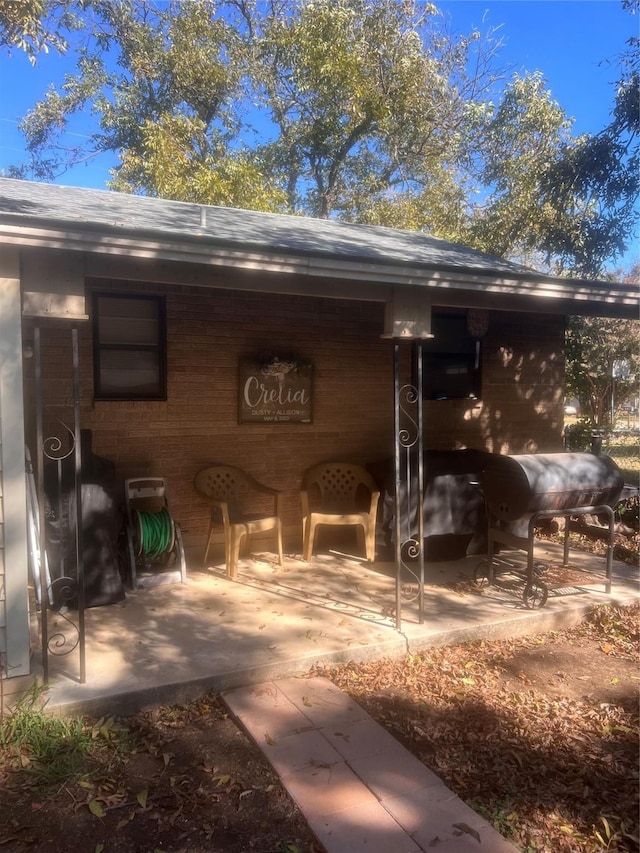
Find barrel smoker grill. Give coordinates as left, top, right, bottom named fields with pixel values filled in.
left=477, top=452, right=624, bottom=608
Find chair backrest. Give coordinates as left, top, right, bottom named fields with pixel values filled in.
left=194, top=466, right=244, bottom=504
left=302, top=462, right=378, bottom=512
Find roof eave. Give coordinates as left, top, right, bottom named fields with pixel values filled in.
left=1, top=220, right=637, bottom=319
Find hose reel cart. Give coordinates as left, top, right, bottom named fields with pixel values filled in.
left=124, top=478, right=186, bottom=589
left=475, top=452, right=624, bottom=609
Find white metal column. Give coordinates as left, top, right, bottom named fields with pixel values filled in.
left=0, top=246, right=31, bottom=678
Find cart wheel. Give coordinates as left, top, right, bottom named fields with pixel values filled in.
left=523, top=581, right=548, bottom=609
left=473, top=561, right=491, bottom=589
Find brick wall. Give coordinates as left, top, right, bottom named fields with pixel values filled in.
left=23, top=280, right=565, bottom=553
left=424, top=311, right=566, bottom=454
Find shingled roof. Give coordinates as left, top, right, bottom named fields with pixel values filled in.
left=0, top=177, right=636, bottom=318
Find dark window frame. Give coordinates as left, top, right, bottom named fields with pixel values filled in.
left=92, top=292, right=167, bottom=401
left=419, top=311, right=482, bottom=401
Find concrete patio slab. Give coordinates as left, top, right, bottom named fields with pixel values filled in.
left=35, top=542, right=638, bottom=717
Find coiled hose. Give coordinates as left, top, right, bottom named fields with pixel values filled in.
left=133, top=507, right=174, bottom=558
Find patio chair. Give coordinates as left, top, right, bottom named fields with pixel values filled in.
left=300, top=462, right=380, bottom=562
left=193, top=465, right=284, bottom=578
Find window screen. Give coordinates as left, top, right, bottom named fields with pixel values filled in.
left=93, top=294, right=166, bottom=400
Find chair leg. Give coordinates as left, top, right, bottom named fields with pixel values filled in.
left=224, top=535, right=231, bottom=574
left=204, top=521, right=215, bottom=566
left=365, top=523, right=376, bottom=562
left=355, top=525, right=367, bottom=559
left=304, top=518, right=317, bottom=562
left=275, top=520, right=284, bottom=566
left=229, top=530, right=243, bottom=579
left=301, top=518, right=309, bottom=561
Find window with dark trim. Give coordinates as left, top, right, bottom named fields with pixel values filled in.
left=93, top=293, right=166, bottom=400
left=420, top=312, right=481, bottom=400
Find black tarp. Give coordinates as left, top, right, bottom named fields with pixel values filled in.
left=369, top=450, right=495, bottom=561
left=43, top=430, right=125, bottom=609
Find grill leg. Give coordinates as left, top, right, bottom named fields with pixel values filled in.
left=527, top=515, right=537, bottom=588
left=487, top=516, right=495, bottom=585
left=604, top=505, right=614, bottom=594
left=563, top=517, right=571, bottom=566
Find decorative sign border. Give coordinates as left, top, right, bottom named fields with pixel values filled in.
left=239, top=356, right=313, bottom=424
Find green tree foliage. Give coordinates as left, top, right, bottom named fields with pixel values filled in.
left=104, top=2, right=287, bottom=209
left=0, top=0, right=77, bottom=62
left=9, top=0, right=638, bottom=275
left=16, top=0, right=503, bottom=221
left=466, top=72, right=576, bottom=265
left=247, top=0, right=495, bottom=221
left=15, top=0, right=284, bottom=206
left=533, top=2, right=639, bottom=277
left=565, top=267, right=640, bottom=426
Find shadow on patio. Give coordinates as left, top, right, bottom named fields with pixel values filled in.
left=38, top=541, right=639, bottom=717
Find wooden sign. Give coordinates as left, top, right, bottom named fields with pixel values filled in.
left=239, top=357, right=313, bottom=424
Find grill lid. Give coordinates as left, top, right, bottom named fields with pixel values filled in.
left=481, top=452, right=624, bottom=521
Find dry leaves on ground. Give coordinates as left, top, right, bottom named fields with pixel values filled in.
left=0, top=693, right=322, bottom=853
left=315, top=603, right=640, bottom=853
left=0, top=604, right=637, bottom=853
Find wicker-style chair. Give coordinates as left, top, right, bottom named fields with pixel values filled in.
left=300, top=462, right=380, bottom=562
left=194, top=465, right=283, bottom=578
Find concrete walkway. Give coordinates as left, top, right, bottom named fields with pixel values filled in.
left=223, top=675, right=518, bottom=852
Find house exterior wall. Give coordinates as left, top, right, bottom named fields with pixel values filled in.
left=23, top=278, right=565, bottom=554
left=424, top=311, right=566, bottom=453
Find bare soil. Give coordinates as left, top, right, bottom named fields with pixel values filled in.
left=319, top=604, right=640, bottom=853
left=0, top=604, right=637, bottom=853
left=0, top=691, right=322, bottom=852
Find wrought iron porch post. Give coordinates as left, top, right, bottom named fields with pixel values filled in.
left=33, top=325, right=86, bottom=684
left=393, top=340, right=426, bottom=632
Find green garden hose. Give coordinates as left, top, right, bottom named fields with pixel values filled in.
left=133, top=507, right=174, bottom=558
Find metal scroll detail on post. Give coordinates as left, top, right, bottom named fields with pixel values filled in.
left=33, top=326, right=86, bottom=684
left=41, top=425, right=81, bottom=658
left=393, top=343, right=425, bottom=631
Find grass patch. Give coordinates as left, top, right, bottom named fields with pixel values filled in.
left=565, top=423, right=639, bottom=483
left=608, top=441, right=640, bottom=484
left=0, top=685, right=130, bottom=787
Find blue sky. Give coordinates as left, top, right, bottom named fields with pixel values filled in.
left=0, top=0, right=634, bottom=189
left=440, top=0, right=632, bottom=135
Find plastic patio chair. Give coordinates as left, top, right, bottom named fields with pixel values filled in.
left=194, top=465, right=284, bottom=578
left=300, top=462, right=380, bottom=562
